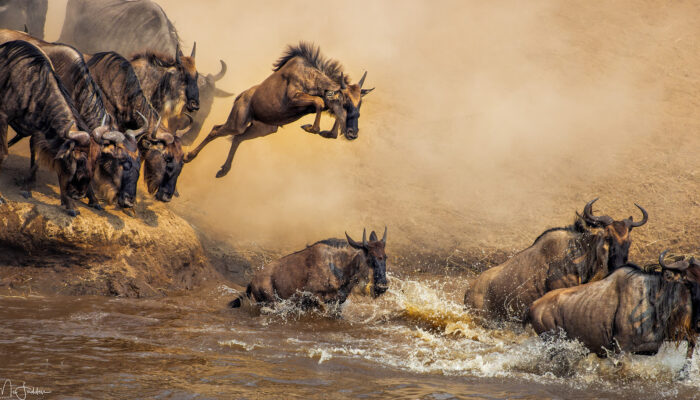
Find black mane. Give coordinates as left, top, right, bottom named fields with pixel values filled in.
left=273, top=41, right=349, bottom=85
left=130, top=51, right=177, bottom=68
left=313, top=238, right=349, bottom=249
left=531, top=215, right=589, bottom=246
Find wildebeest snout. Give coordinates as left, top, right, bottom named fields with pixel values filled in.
left=187, top=99, right=199, bottom=112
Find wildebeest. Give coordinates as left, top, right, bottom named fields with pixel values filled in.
left=87, top=51, right=185, bottom=203
left=229, top=228, right=389, bottom=311
left=0, top=40, right=100, bottom=216
left=464, top=198, right=648, bottom=322
left=59, top=0, right=232, bottom=140
left=528, top=251, right=700, bottom=361
left=185, top=42, right=374, bottom=178
left=129, top=48, right=199, bottom=133
left=0, top=29, right=139, bottom=209
left=180, top=61, right=233, bottom=146
left=0, top=0, right=48, bottom=39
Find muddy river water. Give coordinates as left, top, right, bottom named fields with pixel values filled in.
left=1, top=274, right=698, bottom=399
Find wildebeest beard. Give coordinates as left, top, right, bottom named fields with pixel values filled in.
left=142, top=138, right=184, bottom=202
left=94, top=140, right=141, bottom=208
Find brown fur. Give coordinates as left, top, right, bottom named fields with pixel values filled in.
left=185, top=42, right=374, bottom=179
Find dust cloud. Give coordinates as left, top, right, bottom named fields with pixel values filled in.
left=43, top=1, right=699, bottom=260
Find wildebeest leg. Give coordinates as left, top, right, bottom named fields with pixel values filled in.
left=57, top=172, right=78, bottom=217
left=291, top=93, right=325, bottom=134
left=19, top=138, right=38, bottom=199
left=0, top=117, right=6, bottom=205
left=86, top=184, right=103, bottom=211
left=185, top=93, right=252, bottom=163
left=678, top=341, right=695, bottom=380
left=319, top=118, right=340, bottom=139
left=7, top=134, right=24, bottom=147
left=216, top=122, right=278, bottom=178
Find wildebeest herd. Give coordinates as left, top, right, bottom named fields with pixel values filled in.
left=0, top=0, right=697, bottom=376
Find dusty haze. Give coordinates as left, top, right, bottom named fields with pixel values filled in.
left=42, top=0, right=699, bottom=265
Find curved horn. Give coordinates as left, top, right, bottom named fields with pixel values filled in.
left=629, top=203, right=648, bottom=228
left=659, top=250, right=671, bottom=269
left=101, top=114, right=107, bottom=127
left=382, top=226, right=387, bottom=245
left=582, top=198, right=614, bottom=227
left=345, top=232, right=364, bottom=250
left=358, top=71, right=367, bottom=88
left=150, top=114, right=163, bottom=137
left=68, top=130, right=91, bottom=146
left=102, top=131, right=125, bottom=144
left=126, top=110, right=149, bottom=138
left=362, top=228, right=368, bottom=247
left=154, top=130, right=174, bottom=145
left=190, top=42, right=196, bottom=59
left=212, top=60, right=227, bottom=81
left=174, top=113, right=194, bottom=137
left=340, top=73, right=347, bottom=90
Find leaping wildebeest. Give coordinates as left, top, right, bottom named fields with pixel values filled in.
left=0, top=40, right=100, bottom=216
left=464, top=198, right=648, bottom=322
left=0, top=0, right=48, bottom=39
left=0, top=29, right=141, bottom=209
left=229, top=228, right=389, bottom=312
left=185, top=42, right=374, bottom=178
left=87, top=51, right=185, bottom=203
left=59, top=0, right=233, bottom=140
left=528, top=251, right=700, bottom=364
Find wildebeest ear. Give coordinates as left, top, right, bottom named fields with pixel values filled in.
left=361, top=88, right=375, bottom=97
left=176, top=45, right=183, bottom=64
left=369, top=231, right=378, bottom=242
left=663, top=269, right=679, bottom=282
left=55, top=141, right=75, bottom=160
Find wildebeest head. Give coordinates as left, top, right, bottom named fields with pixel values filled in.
left=346, top=227, right=388, bottom=297
left=581, top=198, right=648, bottom=270
left=659, top=250, right=700, bottom=333
left=92, top=115, right=145, bottom=208
left=139, top=119, right=184, bottom=202
left=175, top=43, right=199, bottom=113
left=325, top=71, right=374, bottom=140
left=180, top=60, right=233, bottom=146
left=57, top=126, right=98, bottom=200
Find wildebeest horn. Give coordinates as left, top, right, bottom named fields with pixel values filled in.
left=340, top=73, right=347, bottom=89
left=659, top=250, right=671, bottom=269
left=102, top=131, right=125, bottom=144
left=68, top=130, right=91, bottom=146
left=190, top=42, right=196, bottom=59
left=149, top=114, right=163, bottom=137
left=126, top=111, right=149, bottom=138
left=154, top=130, right=175, bottom=145
left=358, top=71, right=368, bottom=88
left=345, top=232, right=364, bottom=250
left=583, top=198, right=614, bottom=227
left=382, top=226, right=387, bottom=245
left=212, top=60, right=227, bottom=81
left=629, top=203, right=648, bottom=228
left=101, top=114, right=107, bottom=127
left=176, top=45, right=182, bottom=64
left=362, top=228, right=368, bottom=247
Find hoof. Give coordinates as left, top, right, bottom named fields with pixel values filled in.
left=215, top=168, right=229, bottom=178
left=319, top=130, right=338, bottom=139
left=20, top=190, right=32, bottom=199
left=90, top=203, right=104, bottom=211
left=301, top=124, right=319, bottom=134
left=123, top=208, right=136, bottom=217
left=0, top=196, right=5, bottom=205
left=183, top=153, right=195, bottom=163
left=66, top=209, right=79, bottom=217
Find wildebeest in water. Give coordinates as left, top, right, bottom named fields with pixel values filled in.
left=229, top=228, right=389, bottom=312
left=86, top=51, right=186, bottom=203
left=528, top=251, right=700, bottom=364
left=59, top=0, right=233, bottom=142
left=0, top=29, right=141, bottom=209
left=464, top=198, right=648, bottom=322
left=185, top=42, right=374, bottom=178
left=0, top=0, right=47, bottom=39
left=0, top=40, right=100, bottom=216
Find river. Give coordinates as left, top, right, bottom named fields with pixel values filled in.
left=1, top=273, right=697, bottom=399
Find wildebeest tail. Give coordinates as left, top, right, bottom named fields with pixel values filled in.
left=228, top=284, right=251, bottom=308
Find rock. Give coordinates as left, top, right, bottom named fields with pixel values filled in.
left=0, top=155, right=217, bottom=296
